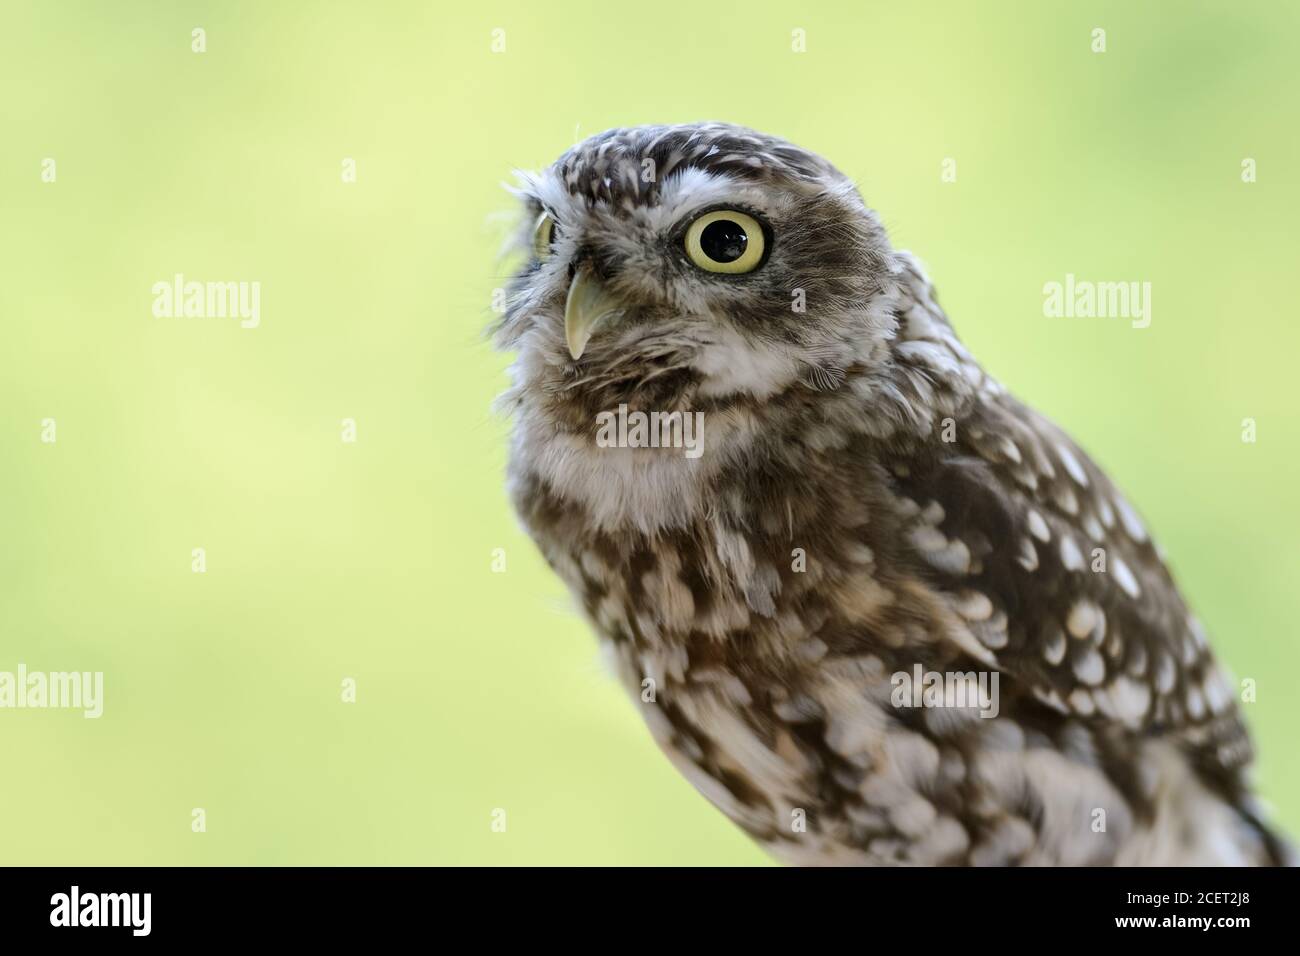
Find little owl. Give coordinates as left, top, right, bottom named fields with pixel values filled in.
left=495, top=122, right=1289, bottom=866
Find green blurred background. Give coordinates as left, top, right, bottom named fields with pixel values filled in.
left=1, top=1, right=1296, bottom=865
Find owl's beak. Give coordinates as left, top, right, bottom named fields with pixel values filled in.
left=564, top=264, right=623, bottom=360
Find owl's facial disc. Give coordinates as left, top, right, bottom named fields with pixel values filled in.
left=564, top=263, right=624, bottom=360
left=561, top=208, right=766, bottom=359
left=558, top=207, right=770, bottom=360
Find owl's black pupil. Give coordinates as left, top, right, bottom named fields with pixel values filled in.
left=700, top=219, right=747, bottom=262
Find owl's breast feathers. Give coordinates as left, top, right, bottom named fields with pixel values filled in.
left=508, top=254, right=1288, bottom=865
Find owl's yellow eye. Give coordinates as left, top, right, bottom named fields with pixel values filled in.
left=684, top=210, right=766, bottom=274
left=533, top=212, right=557, bottom=260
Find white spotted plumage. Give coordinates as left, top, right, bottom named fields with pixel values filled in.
left=498, top=122, right=1291, bottom=866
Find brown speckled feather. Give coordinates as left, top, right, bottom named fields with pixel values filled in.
left=498, top=123, right=1288, bottom=865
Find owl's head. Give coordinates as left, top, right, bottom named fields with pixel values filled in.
left=496, top=123, right=903, bottom=430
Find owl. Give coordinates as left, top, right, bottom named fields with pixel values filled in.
left=495, top=122, right=1290, bottom=866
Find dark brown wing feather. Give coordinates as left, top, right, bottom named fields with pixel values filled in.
left=888, top=388, right=1255, bottom=798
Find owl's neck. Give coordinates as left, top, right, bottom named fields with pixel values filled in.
left=507, top=399, right=760, bottom=535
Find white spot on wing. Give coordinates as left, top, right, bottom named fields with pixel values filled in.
left=1068, top=688, right=1096, bottom=715
left=1153, top=653, right=1175, bottom=694
left=1043, top=627, right=1066, bottom=665
left=1056, top=443, right=1089, bottom=486
left=1114, top=497, right=1148, bottom=543
left=1066, top=600, right=1102, bottom=640
left=1109, top=676, right=1151, bottom=724
left=955, top=589, right=993, bottom=622
left=1111, top=556, right=1141, bottom=598
left=1059, top=535, right=1085, bottom=571
left=1072, top=647, right=1105, bottom=685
